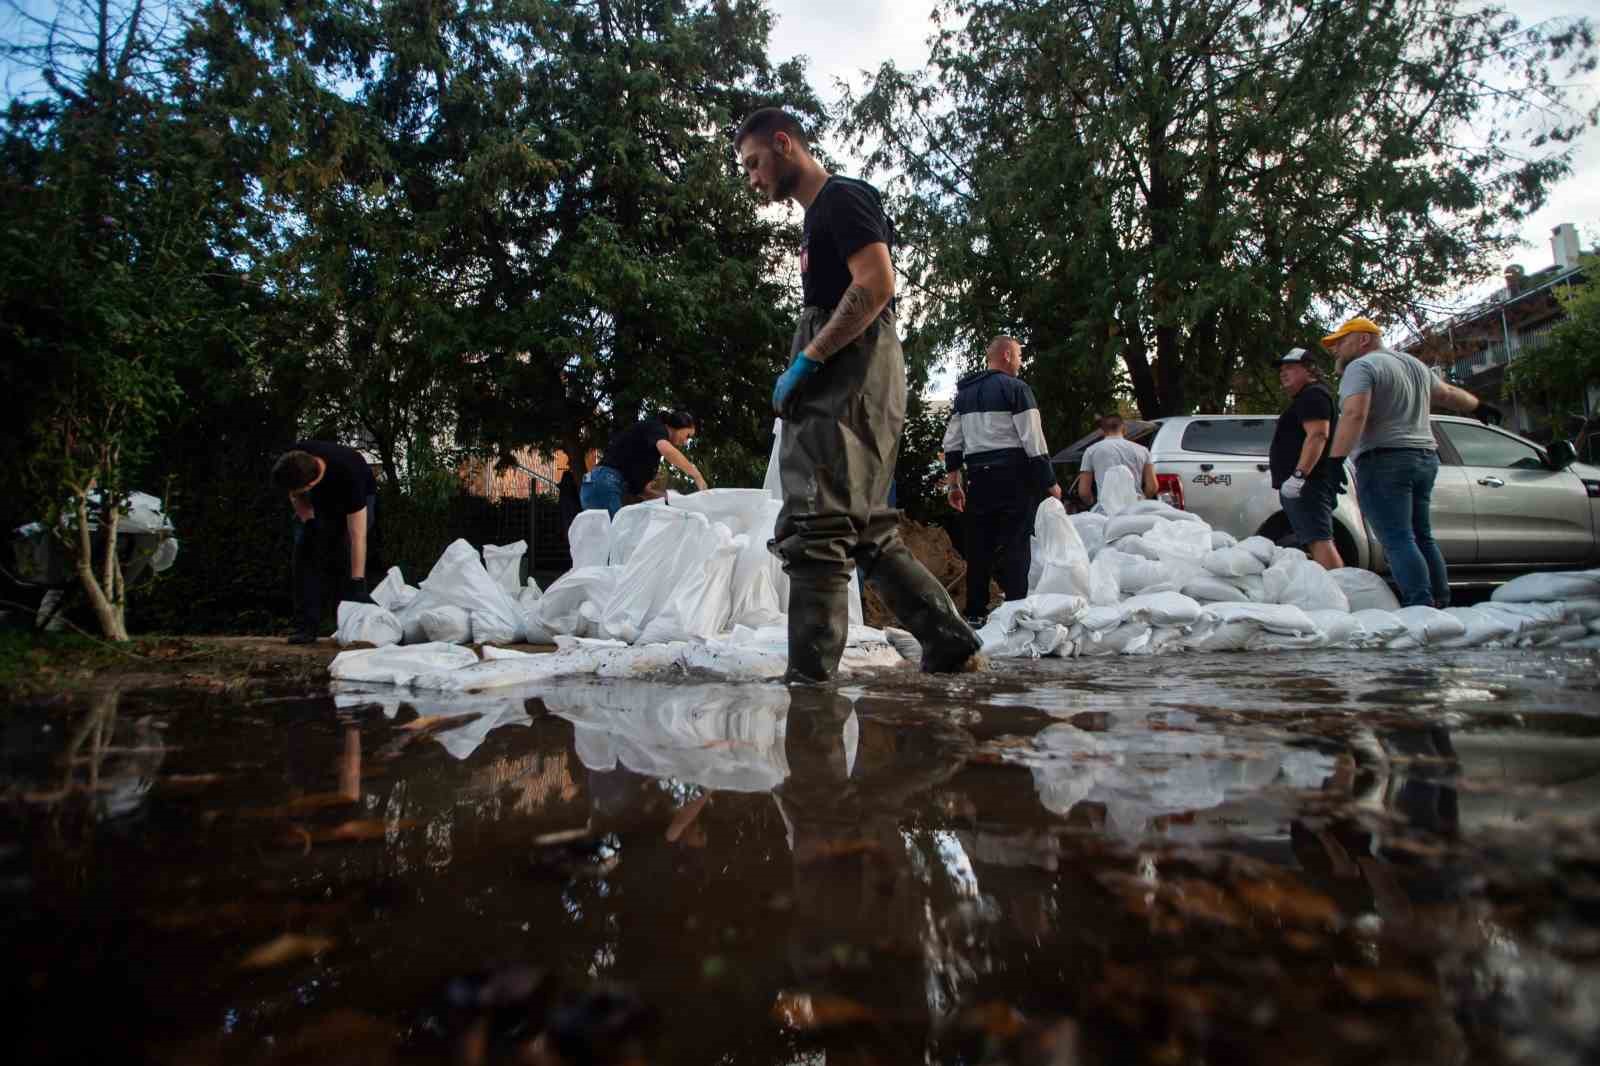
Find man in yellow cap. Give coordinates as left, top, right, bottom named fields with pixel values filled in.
left=1323, top=317, right=1499, bottom=607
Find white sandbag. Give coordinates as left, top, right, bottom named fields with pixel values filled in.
left=1183, top=619, right=1261, bottom=651
left=1097, top=548, right=1178, bottom=595
left=1146, top=626, right=1188, bottom=653
left=1435, top=606, right=1520, bottom=649
left=1329, top=568, right=1400, bottom=612
left=1530, top=622, right=1591, bottom=648
left=1126, top=499, right=1206, bottom=523
left=727, top=499, right=784, bottom=627
left=1240, top=536, right=1277, bottom=566
left=985, top=594, right=1089, bottom=634
left=1078, top=621, right=1151, bottom=656
left=1203, top=602, right=1319, bottom=635
left=1120, top=591, right=1203, bottom=627
left=540, top=566, right=618, bottom=637
left=334, top=602, right=403, bottom=647
left=1227, top=573, right=1267, bottom=601
left=420, top=604, right=472, bottom=644
left=762, top=419, right=784, bottom=500
left=1391, top=605, right=1467, bottom=646
left=848, top=571, right=865, bottom=626
left=1095, top=465, right=1140, bottom=516
left=1308, top=610, right=1364, bottom=648
left=1589, top=617, right=1600, bottom=635
left=394, top=591, right=438, bottom=644
left=517, top=583, right=555, bottom=644
left=329, top=642, right=479, bottom=685
left=1088, top=552, right=1121, bottom=605
left=600, top=508, right=713, bottom=642
left=567, top=510, right=613, bottom=569
left=370, top=566, right=419, bottom=612
left=1182, top=577, right=1250, bottom=604
left=1110, top=534, right=1164, bottom=561
left=1209, top=531, right=1238, bottom=550
left=980, top=620, right=1071, bottom=658
left=1350, top=609, right=1407, bottom=645
left=1070, top=513, right=1108, bottom=558
left=664, top=487, right=775, bottom=537
left=410, top=649, right=602, bottom=691
left=1032, top=498, right=1092, bottom=599
left=1566, top=635, right=1600, bottom=649
left=1262, top=558, right=1350, bottom=613
left=1141, top=518, right=1213, bottom=563
left=1105, top=513, right=1162, bottom=540
left=605, top=499, right=666, bottom=567
left=1246, top=627, right=1327, bottom=651
left=419, top=538, right=525, bottom=643
left=637, top=521, right=740, bottom=644
left=1270, top=546, right=1307, bottom=568
left=482, top=541, right=527, bottom=598
left=1491, top=569, right=1600, bottom=604
left=1202, top=546, right=1266, bottom=578
left=470, top=609, right=523, bottom=646
left=1563, top=598, right=1600, bottom=622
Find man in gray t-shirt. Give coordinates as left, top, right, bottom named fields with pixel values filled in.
left=1323, top=316, right=1497, bottom=608
left=1077, top=413, right=1157, bottom=506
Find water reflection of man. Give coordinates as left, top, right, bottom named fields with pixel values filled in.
left=774, top=689, right=978, bottom=1036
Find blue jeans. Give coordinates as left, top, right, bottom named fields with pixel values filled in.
left=579, top=465, right=627, bottom=518
left=1355, top=448, right=1449, bottom=608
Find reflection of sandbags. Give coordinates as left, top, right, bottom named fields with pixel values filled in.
left=540, top=566, right=618, bottom=637
left=550, top=682, right=792, bottom=793
left=420, top=539, right=524, bottom=643
left=420, top=604, right=472, bottom=644
left=335, top=602, right=403, bottom=647
left=1329, top=568, right=1400, bottom=612
left=482, top=541, right=527, bottom=598
left=1491, top=569, right=1600, bottom=604
left=1262, top=557, right=1349, bottom=613
left=1032, top=498, right=1092, bottom=598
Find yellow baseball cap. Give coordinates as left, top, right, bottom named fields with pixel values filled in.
left=1320, top=316, right=1381, bottom=349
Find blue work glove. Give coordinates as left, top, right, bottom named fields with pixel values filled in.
left=772, top=351, right=823, bottom=414
left=1280, top=475, right=1306, bottom=500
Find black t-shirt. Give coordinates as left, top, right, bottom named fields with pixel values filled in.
left=801, top=176, right=892, bottom=309
left=601, top=420, right=670, bottom=494
left=294, top=440, right=376, bottom=517
left=1268, top=384, right=1339, bottom=487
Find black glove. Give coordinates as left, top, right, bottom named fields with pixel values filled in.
left=1331, top=462, right=1349, bottom=495
left=342, top=576, right=374, bottom=605
left=1475, top=401, right=1502, bottom=426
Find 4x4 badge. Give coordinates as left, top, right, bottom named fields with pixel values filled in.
left=1191, top=473, right=1232, bottom=486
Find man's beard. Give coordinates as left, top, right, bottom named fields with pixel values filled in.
left=773, top=160, right=801, bottom=201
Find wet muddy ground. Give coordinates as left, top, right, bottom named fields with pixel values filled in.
left=5, top=648, right=1600, bottom=1065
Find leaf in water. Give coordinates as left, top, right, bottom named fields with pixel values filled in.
left=159, top=773, right=225, bottom=788
left=1232, top=877, right=1341, bottom=927
left=959, top=1001, right=1027, bottom=1039
left=1164, top=878, right=1247, bottom=928
left=1338, top=967, right=1436, bottom=1002
left=771, top=991, right=877, bottom=1030
left=239, top=933, right=334, bottom=970
left=311, top=819, right=401, bottom=844
left=399, top=712, right=482, bottom=734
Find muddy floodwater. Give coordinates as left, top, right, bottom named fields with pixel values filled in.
left=6, top=649, right=1600, bottom=1065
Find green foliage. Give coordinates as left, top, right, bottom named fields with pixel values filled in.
left=839, top=0, right=1598, bottom=436
left=1506, top=255, right=1600, bottom=436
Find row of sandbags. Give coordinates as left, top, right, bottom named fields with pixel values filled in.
left=976, top=585, right=1600, bottom=659
left=333, top=487, right=866, bottom=652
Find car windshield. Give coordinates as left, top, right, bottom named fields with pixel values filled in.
left=1179, top=419, right=1275, bottom=456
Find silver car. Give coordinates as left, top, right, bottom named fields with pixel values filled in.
left=1055, top=414, right=1600, bottom=585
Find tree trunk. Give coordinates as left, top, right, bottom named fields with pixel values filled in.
left=73, top=488, right=129, bottom=642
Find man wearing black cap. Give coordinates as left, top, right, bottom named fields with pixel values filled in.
left=1269, top=348, right=1344, bottom=569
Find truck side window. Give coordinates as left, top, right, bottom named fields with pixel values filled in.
left=1178, top=419, right=1274, bottom=456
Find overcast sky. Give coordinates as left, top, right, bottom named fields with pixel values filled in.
left=767, top=0, right=1600, bottom=286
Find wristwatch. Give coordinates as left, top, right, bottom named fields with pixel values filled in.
left=1293, top=468, right=1306, bottom=479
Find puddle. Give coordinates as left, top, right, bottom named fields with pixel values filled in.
left=4, top=648, right=1600, bottom=1064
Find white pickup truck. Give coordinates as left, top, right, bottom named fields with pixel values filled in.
left=1055, top=414, right=1600, bottom=586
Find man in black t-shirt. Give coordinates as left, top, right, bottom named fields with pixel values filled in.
left=271, top=441, right=379, bottom=643
left=735, top=107, right=981, bottom=681
left=1268, top=349, right=1344, bottom=569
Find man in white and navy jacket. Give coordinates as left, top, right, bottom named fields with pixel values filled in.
left=942, top=336, right=1061, bottom=625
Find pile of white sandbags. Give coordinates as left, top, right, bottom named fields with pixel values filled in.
left=974, top=494, right=1600, bottom=659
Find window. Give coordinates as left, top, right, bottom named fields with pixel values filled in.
left=1179, top=419, right=1275, bottom=456
left=1439, top=422, right=1546, bottom=471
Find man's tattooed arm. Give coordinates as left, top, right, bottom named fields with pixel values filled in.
left=805, top=283, right=888, bottom=362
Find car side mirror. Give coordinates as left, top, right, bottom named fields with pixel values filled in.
left=1548, top=439, right=1578, bottom=470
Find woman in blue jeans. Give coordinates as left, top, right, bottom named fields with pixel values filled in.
left=580, top=410, right=708, bottom=517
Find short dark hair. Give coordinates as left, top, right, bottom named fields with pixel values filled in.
left=1098, top=413, right=1124, bottom=433
left=272, top=450, right=320, bottom=490
left=734, top=108, right=808, bottom=153
left=659, top=409, right=699, bottom=432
